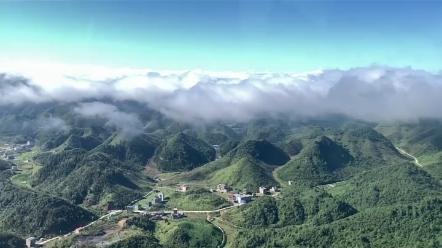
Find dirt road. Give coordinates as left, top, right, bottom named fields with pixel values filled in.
left=396, top=147, right=423, bottom=167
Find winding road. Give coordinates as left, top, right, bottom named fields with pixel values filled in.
left=208, top=219, right=226, bottom=248
left=396, top=147, right=423, bottom=167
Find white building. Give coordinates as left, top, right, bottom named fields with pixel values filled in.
left=181, top=185, right=189, bottom=192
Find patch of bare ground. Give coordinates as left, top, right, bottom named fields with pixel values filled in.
left=118, top=219, right=127, bottom=228
left=74, top=219, right=129, bottom=247
left=145, top=161, right=159, bottom=178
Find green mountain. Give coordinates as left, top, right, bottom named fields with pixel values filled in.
left=165, top=187, right=232, bottom=210
left=153, top=133, right=216, bottom=172
left=230, top=197, right=442, bottom=248
left=180, top=139, right=290, bottom=190
left=209, top=156, right=279, bottom=191
left=224, top=188, right=357, bottom=228
left=229, top=160, right=442, bottom=248
left=0, top=173, right=97, bottom=238
left=278, top=126, right=407, bottom=186
left=30, top=133, right=157, bottom=208
left=337, top=125, right=405, bottom=164
left=336, top=163, right=442, bottom=210
left=241, top=118, right=294, bottom=145
left=377, top=120, right=442, bottom=165
left=278, top=136, right=353, bottom=185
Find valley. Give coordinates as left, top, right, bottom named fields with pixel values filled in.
left=1, top=102, right=442, bottom=248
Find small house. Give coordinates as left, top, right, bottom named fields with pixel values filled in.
left=228, top=193, right=235, bottom=202
left=181, top=185, right=189, bottom=192
left=26, top=237, right=36, bottom=248
left=158, top=192, right=164, bottom=202
left=152, top=196, right=162, bottom=205
left=288, top=181, right=293, bottom=185
left=234, top=194, right=241, bottom=202
left=126, top=206, right=134, bottom=213
left=172, top=212, right=184, bottom=220
left=216, top=183, right=231, bottom=193
left=171, top=208, right=184, bottom=219
left=238, top=194, right=252, bottom=204
left=75, top=227, right=83, bottom=234
left=11, top=166, right=18, bottom=171
left=269, top=186, right=277, bottom=193
left=258, top=187, right=266, bottom=195
left=134, top=204, right=142, bottom=211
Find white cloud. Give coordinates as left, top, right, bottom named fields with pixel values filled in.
left=1, top=60, right=442, bottom=123
left=73, top=102, right=143, bottom=136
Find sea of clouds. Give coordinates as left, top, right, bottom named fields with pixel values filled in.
left=1, top=60, right=442, bottom=124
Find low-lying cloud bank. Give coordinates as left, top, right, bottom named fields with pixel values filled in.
left=1, top=61, right=442, bottom=123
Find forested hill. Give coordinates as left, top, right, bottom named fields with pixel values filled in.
left=1, top=101, right=442, bottom=247
left=0, top=171, right=97, bottom=238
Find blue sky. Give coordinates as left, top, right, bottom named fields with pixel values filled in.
left=1, top=1, right=441, bottom=72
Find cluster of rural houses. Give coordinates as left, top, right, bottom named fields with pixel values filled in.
left=125, top=191, right=184, bottom=221
left=126, top=205, right=185, bottom=221
left=1, top=140, right=34, bottom=160
left=212, top=183, right=280, bottom=205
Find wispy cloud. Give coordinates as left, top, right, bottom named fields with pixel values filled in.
left=1, top=61, right=442, bottom=123
left=73, top=101, right=143, bottom=136
left=38, top=115, right=68, bottom=132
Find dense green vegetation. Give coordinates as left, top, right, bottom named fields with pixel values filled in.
left=165, top=187, right=232, bottom=210
left=224, top=188, right=356, bottom=228
left=230, top=197, right=442, bottom=248
left=179, top=139, right=290, bottom=190
left=337, top=163, right=442, bottom=209
left=0, top=160, right=15, bottom=171
left=0, top=172, right=97, bottom=238
left=0, top=233, right=25, bottom=248
left=278, top=126, right=408, bottom=186
left=126, top=215, right=156, bottom=233
left=377, top=120, right=442, bottom=165
left=108, top=235, right=163, bottom=248
left=153, top=133, right=216, bottom=172
left=227, top=160, right=442, bottom=248
left=155, top=219, right=223, bottom=248
left=31, top=146, right=150, bottom=208
left=3, top=102, right=442, bottom=247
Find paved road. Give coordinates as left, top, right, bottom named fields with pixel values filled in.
left=396, top=147, right=423, bottom=167
left=133, top=205, right=236, bottom=215
left=208, top=219, right=226, bottom=248
left=36, top=210, right=124, bottom=245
